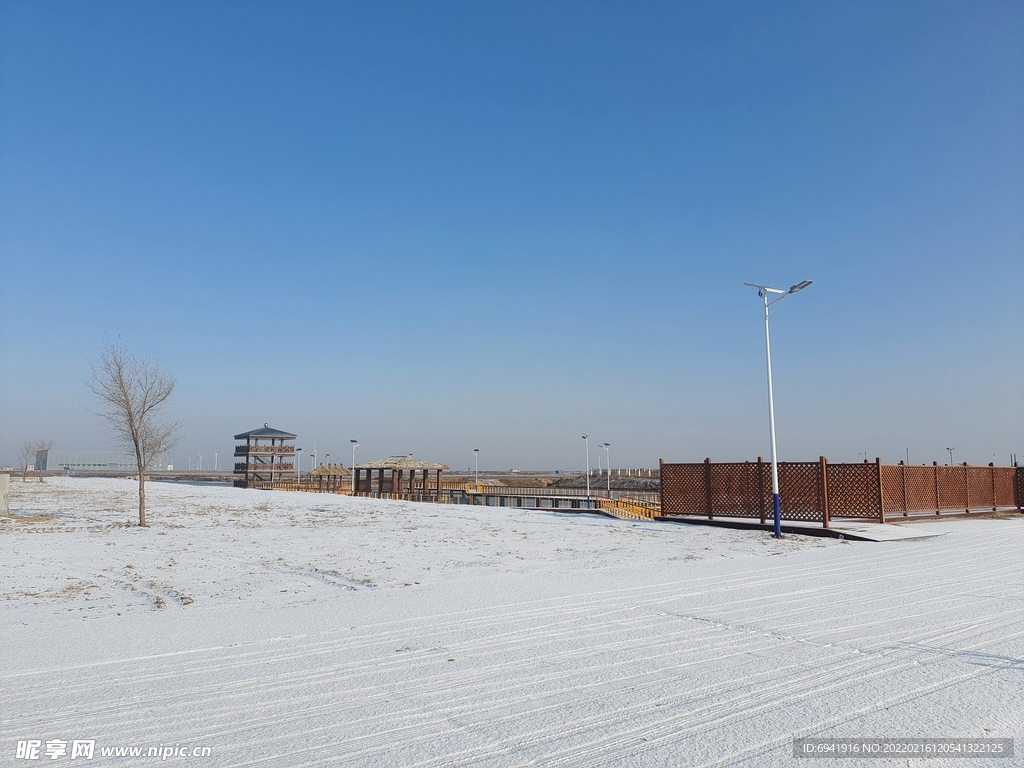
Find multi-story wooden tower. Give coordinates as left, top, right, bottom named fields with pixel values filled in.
left=233, top=424, right=297, bottom=488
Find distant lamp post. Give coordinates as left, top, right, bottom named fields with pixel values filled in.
left=582, top=435, right=591, bottom=505
left=473, top=449, right=480, bottom=487
left=198, top=454, right=203, bottom=471
left=743, top=279, right=813, bottom=538
left=601, top=443, right=611, bottom=495
left=326, top=453, right=330, bottom=467
left=296, top=448, right=303, bottom=486
left=946, top=447, right=955, bottom=464
left=350, top=440, right=360, bottom=492
left=214, top=452, right=218, bottom=471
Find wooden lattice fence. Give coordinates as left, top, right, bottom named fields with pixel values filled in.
left=660, top=458, right=1023, bottom=528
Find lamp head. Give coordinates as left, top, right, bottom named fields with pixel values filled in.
left=788, top=280, right=813, bottom=293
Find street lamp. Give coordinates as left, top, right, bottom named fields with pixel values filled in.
left=214, top=452, right=218, bottom=472
left=326, top=453, right=330, bottom=467
left=582, top=435, right=591, bottom=505
left=350, top=440, right=360, bottom=492
left=296, top=448, right=303, bottom=486
left=601, top=443, right=611, bottom=495
left=198, top=454, right=203, bottom=471
left=946, top=447, right=955, bottom=464
left=473, top=449, right=480, bottom=487
left=743, top=279, right=812, bottom=538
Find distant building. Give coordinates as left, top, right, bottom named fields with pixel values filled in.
left=35, top=449, right=171, bottom=472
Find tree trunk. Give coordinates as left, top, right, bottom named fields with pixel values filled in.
left=138, top=471, right=147, bottom=527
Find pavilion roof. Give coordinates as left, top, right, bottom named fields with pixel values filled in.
left=354, top=456, right=450, bottom=471
left=234, top=424, right=297, bottom=440
left=309, top=463, right=351, bottom=476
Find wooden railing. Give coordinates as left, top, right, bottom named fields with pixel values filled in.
left=234, top=444, right=295, bottom=455
left=597, top=496, right=661, bottom=520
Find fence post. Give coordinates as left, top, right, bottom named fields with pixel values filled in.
left=901, top=461, right=908, bottom=516
left=819, top=456, right=830, bottom=529
left=990, top=463, right=997, bottom=511
left=757, top=457, right=766, bottom=524
left=704, top=458, right=713, bottom=520
left=1017, top=465, right=1024, bottom=511
left=963, top=462, right=970, bottom=513
left=876, top=457, right=886, bottom=524
left=934, top=462, right=941, bottom=515
left=658, top=458, right=664, bottom=515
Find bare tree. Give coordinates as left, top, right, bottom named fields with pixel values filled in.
left=86, top=340, right=181, bottom=526
left=19, top=441, right=35, bottom=482
left=33, top=439, right=55, bottom=482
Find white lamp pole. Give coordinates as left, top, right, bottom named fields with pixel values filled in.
left=473, top=449, right=480, bottom=487
left=582, top=435, right=591, bottom=505
left=296, top=448, right=303, bottom=487
left=601, top=443, right=611, bottom=495
left=198, top=454, right=203, bottom=471
left=214, top=452, right=218, bottom=471
left=350, top=440, right=360, bottom=492
left=744, top=279, right=812, bottom=538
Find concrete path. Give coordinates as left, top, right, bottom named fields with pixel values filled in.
left=828, top=521, right=944, bottom=541
left=658, top=515, right=945, bottom=542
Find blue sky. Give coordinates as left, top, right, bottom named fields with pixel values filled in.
left=1, top=1, right=1021, bottom=471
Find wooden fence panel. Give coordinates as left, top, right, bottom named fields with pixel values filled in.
left=709, top=462, right=770, bottom=519
left=902, top=466, right=939, bottom=513
left=778, top=463, right=823, bottom=522
left=967, top=466, right=994, bottom=510
left=826, top=463, right=880, bottom=518
left=660, top=462, right=707, bottom=515
left=937, top=465, right=967, bottom=511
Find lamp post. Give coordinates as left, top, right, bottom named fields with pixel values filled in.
left=214, top=452, right=218, bottom=471
left=601, top=443, right=611, bottom=495
left=946, top=447, right=955, bottom=465
left=743, top=279, right=812, bottom=538
left=473, top=449, right=480, bottom=487
left=198, top=454, right=203, bottom=471
left=350, top=440, right=360, bottom=492
left=311, top=446, right=317, bottom=469
left=296, top=448, right=303, bottom=487
left=582, top=435, right=591, bottom=505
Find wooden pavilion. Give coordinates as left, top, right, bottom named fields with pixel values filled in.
left=233, top=424, right=297, bottom=488
left=352, top=456, right=449, bottom=497
left=307, top=463, right=352, bottom=492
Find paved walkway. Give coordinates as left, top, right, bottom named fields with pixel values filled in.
left=658, top=515, right=946, bottom=542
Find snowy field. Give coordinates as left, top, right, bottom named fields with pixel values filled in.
left=2, top=477, right=1021, bottom=767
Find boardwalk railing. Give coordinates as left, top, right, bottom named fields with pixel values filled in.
left=660, top=457, right=1024, bottom=527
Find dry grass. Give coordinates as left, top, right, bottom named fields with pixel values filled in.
left=2, top=513, right=57, bottom=524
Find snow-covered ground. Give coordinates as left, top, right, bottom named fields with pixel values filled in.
left=2, top=477, right=1021, bottom=767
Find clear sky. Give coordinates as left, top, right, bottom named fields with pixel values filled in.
left=1, top=1, right=1021, bottom=472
